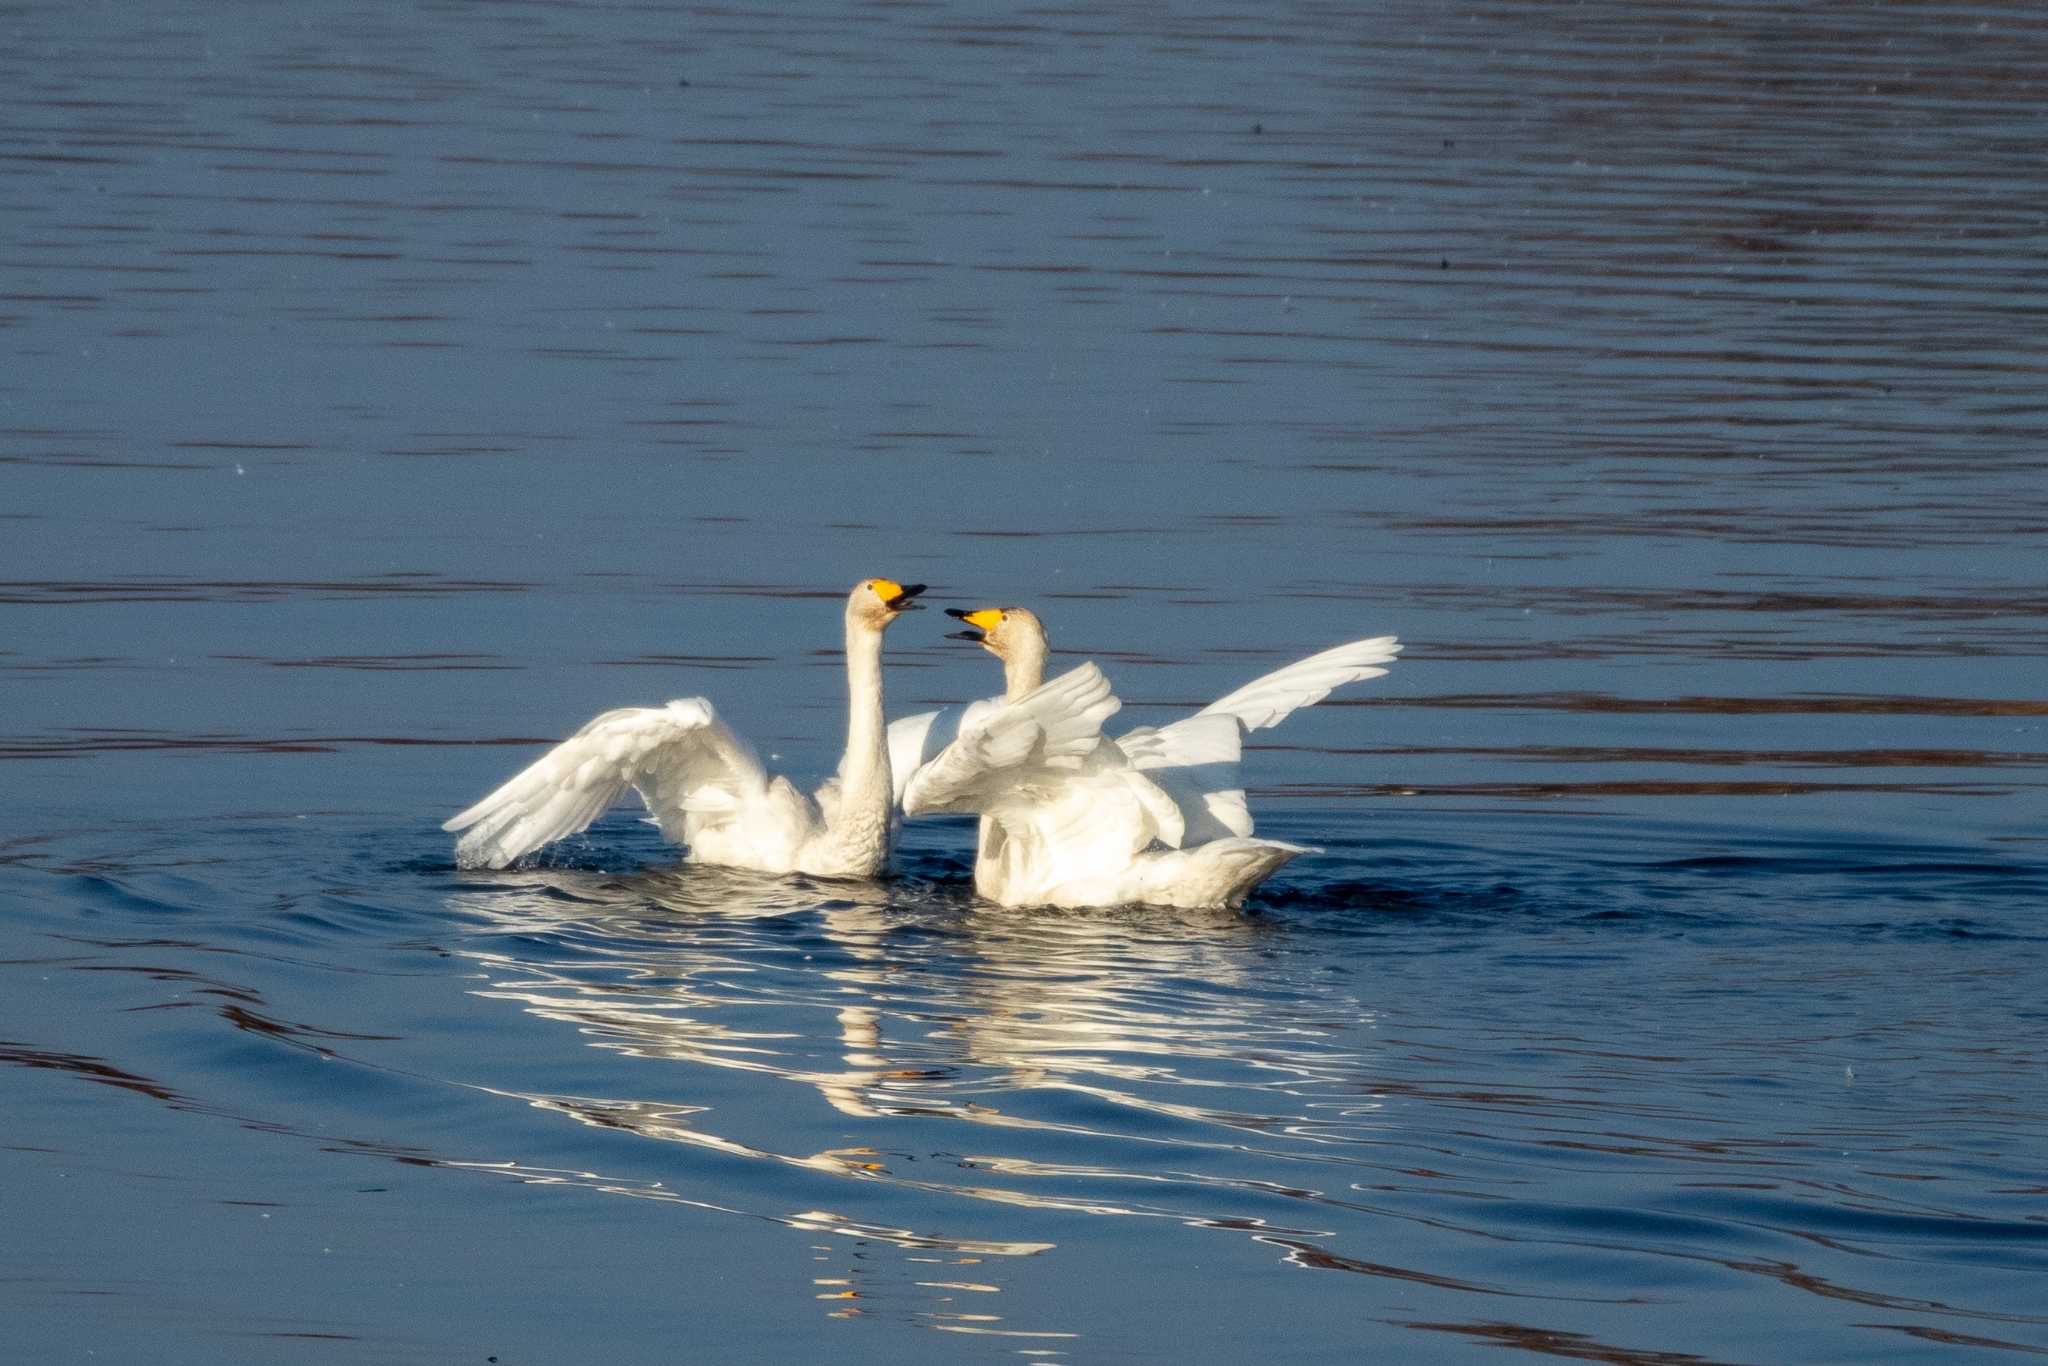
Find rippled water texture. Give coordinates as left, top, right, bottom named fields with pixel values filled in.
left=4, top=1, right=2045, bottom=1362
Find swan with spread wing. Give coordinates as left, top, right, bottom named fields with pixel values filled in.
left=446, top=578, right=931, bottom=876
left=900, top=607, right=1400, bottom=909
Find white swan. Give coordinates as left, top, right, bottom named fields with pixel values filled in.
left=445, top=578, right=927, bottom=875
left=901, top=608, right=1400, bottom=909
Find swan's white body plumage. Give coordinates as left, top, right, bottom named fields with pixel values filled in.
left=445, top=579, right=923, bottom=877
left=903, top=627, right=1402, bottom=909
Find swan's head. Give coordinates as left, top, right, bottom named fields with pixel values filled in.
left=849, top=577, right=926, bottom=629
left=944, top=606, right=1046, bottom=662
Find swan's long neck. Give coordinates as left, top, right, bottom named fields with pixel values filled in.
left=1000, top=635, right=1047, bottom=701
left=978, top=629, right=1046, bottom=894
left=838, top=617, right=890, bottom=828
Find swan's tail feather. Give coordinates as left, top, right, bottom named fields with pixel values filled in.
left=1138, top=837, right=1313, bottom=909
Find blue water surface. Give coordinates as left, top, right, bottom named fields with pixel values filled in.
left=4, top=2, right=2046, bottom=1362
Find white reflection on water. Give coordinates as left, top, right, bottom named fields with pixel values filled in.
left=444, top=867, right=1373, bottom=1243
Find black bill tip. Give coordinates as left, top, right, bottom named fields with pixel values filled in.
left=886, top=582, right=927, bottom=611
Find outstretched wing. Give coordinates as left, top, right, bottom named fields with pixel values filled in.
left=902, top=665, right=1117, bottom=817
left=1116, top=635, right=1402, bottom=843
left=1197, top=635, right=1401, bottom=732
left=444, top=698, right=768, bottom=869
left=904, top=663, right=1184, bottom=859
left=1116, top=712, right=1254, bottom=843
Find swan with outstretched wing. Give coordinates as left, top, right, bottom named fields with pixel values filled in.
left=901, top=607, right=1400, bottom=908
left=445, top=578, right=926, bottom=877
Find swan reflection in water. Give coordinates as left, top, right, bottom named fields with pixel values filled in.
left=443, top=860, right=1369, bottom=1332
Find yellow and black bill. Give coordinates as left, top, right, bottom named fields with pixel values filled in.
left=876, top=580, right=926, bottom=610
left=944, top=607, right=1003, bottom=641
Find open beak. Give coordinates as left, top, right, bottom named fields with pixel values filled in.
left=945, top=606, right=1000, bottom=641
left=883, top=582, right=926, bottom=612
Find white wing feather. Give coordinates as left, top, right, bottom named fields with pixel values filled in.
left=901, top=664, right=1121, bottom=818
left=1116, top=712, right=1253, bottom=842
left=990, top=740, right=1188, bottom=868
left=1196, top=635, right=1402, bottom=732
left=1113, top=635, right=1402, bottom=843
left=444, top=698, right=768, bottom=869
left=886, top=708, right=951, bottom=807
left=904, top=664, right=1185, bottom=869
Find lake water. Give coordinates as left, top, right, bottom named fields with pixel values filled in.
left=4, top=1, right=2046, bottom=1361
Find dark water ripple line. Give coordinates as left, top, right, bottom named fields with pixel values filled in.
left=1415, top=635, right=2048, bottom=663
left=1854, top=1323, right=2048, bottom=1358
left=1261, top=779, right=2021, bottom=799
left=1396, top=585, right=2048, bottom=620
left=1327, top=1183, right=2048, bottom=1329
left=0, top=733, right=554, bottom=759
left=1327, top=693, right=2048, bottom=718
left=1268, top=743, right=2048, bottom=771
left=1392, top=1317, right=1751, bottom=1365
left=213, top=652, right=521, bottom=672
left=0, top=576, right=538, bottom=604
left=1493, top=1188, right=2048, bottom=1263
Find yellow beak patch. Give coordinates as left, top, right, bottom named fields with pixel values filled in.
left=961, top=609, right=1005, bottom=631
left=871, top=578, right=906, bottom=601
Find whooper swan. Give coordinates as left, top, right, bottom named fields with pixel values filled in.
left=445, top=578, right=926, bottom=875
left=901, top=607, right=1400, bottom=909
